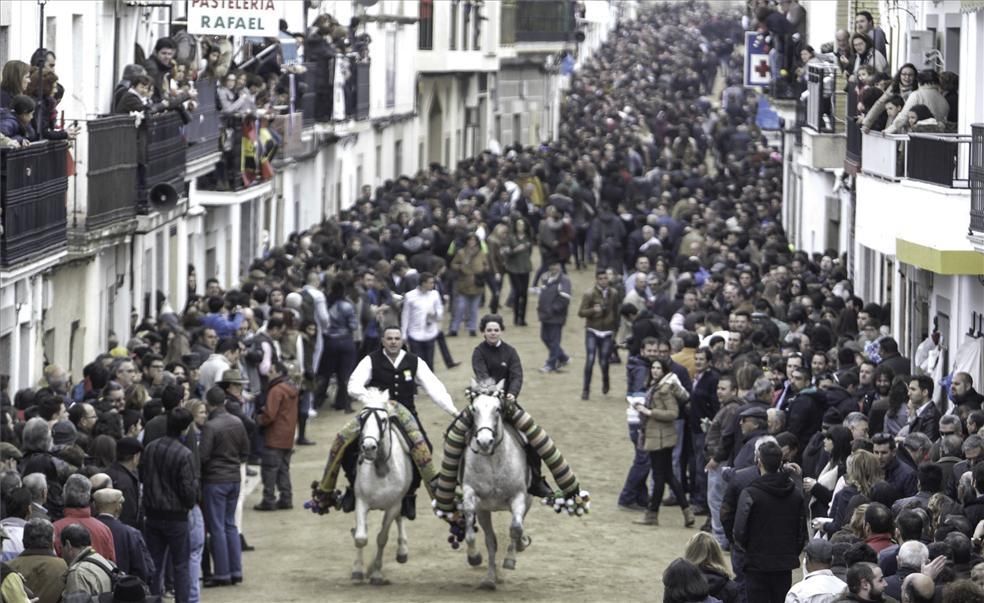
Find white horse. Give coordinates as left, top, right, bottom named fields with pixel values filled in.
left=351, top=388, right=413, bottom=585
left=460, top=379, right=532, bottom=590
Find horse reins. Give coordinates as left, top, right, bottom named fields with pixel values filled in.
left=468, top=403, right=504, bottom=456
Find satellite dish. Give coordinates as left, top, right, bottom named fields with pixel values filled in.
left=357, top=0, right=380, bottom=6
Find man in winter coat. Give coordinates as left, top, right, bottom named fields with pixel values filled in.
left=254, top=362, right=299, bottom=511
left=578, top=269, right=622, bottom=400
left=536, top=259, right=572, bottom=373
left=732, top=440, right=808, bottom=603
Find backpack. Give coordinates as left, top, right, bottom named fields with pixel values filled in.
left=60, top=551, right=132, bottom=603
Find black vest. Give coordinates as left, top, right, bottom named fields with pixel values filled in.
left=368, top=350, right=419, bottom=413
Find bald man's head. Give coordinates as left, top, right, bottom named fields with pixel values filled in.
left=901, top=573, right=934, bottom=603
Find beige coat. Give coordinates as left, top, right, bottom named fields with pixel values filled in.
left=640, top=373, right=689, bottom=451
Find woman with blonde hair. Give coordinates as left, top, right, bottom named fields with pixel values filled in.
left=683, top=532, right=738, bottom=603
left=815, top=449, right=883, bottom=538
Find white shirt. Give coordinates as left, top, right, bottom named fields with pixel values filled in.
left=198, top=354, right=232, bottom=392
left=401, top=288, right=443, bottom=342
left=348, top=350, right=457, bottom=416
left=784, top=569, right=846, bottom=603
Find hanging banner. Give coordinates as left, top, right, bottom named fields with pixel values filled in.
left=188, top=1, right=281, bottom=37
left=743, top=31, right=772, bottom=88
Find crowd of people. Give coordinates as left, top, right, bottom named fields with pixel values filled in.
left=3, top=1, right=984, bottom=603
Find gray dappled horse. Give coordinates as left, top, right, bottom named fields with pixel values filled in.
left=461, top=379, right=532, bottom=590
left=352, top=388, right=412, bottom=585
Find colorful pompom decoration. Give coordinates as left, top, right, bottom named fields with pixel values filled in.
left=541, top=489, right=591, bottom=517
left=305, top=481, right=341, bottom=515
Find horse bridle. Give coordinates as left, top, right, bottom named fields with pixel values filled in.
left=359, top=407, right=393, bottom=464
left=468, top=399, right=504, bottom=456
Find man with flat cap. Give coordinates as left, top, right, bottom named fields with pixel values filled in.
left=93, top=488, right=155, bottom=585
left=784, top=539, right=846, bottom=603
left=105, top=438, right=142, bottom=529
left=732, top=405, right=770, bottom=470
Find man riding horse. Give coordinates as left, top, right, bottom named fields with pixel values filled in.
left=315, top=325, right=456, bottom=518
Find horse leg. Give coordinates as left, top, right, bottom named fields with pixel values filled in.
left=502, top=493, right=527, bottom=570
left=477, top=510, right=499, bottom=589
left=462, top=486, right=482, bottom=567
left=369, top=506, right=398, bottom=586
left=351, top=498, right=369, bottom=582
left=395, top=516, right=409, bottom=564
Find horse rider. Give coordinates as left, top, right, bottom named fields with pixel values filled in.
left=470, top=314, right=553, bottom=498
left=316, top=325, right=457, bottom=518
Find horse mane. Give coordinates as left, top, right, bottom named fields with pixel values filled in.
left=361, top=387, right=389, bottom=409
left=468, top=377, right=501, bottom=399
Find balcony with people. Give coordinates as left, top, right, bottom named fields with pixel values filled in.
left=1, top=51, right=78, bottom=271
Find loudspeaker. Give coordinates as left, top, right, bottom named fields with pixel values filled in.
left=149, top=183, right=179, bottom=211
left=574, top=31, right=586, bottom=43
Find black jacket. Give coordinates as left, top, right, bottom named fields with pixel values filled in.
left=703, top=568, right=739, bottom=603
left=96, top=514, right=155, bottom=583
left=105, top=462, right=142, bottom=528
left=733, top=471, right=808, bottom=572
left=200, top=408, right=251, bottom=483
left=472, top=341, right=523, bottom=397
left=688, top=369, right=720, bottom=433
left=885, top=456, right=918, bottom=498
left=721, top=465, right=761, bottom=542
left=910, top=401, right=941, bottom=441
left=785, top=388, right=826, bottom=447
left=139, top=435, right=200, bottom=520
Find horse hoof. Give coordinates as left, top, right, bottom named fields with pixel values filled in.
left=478, top=580, right=497, bottom=591
left=467, top=554, right=483, bottom=567
left=369, top=576, right=390, bottom=586
left=503, top=558, right=516, bottom=570
left=396, top=553, right=408, bottom=564
left=351, top=571, right=364, bottom=582
left=517, top=535, right=532, bottom=552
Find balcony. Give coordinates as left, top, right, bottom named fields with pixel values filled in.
left=845, top=87, right=861, bottom=172
left=1, top=141, right=69, bottom=269
left=513, top=0, right=575, bottom=43
left=140, top=111, right=187, bottom=213
left=857, top=128, right=979, bottom=275
left=85, top=114, right=138, bottom=231
left=271, top=112, right=305, bottom=161
left=804, top=65, right=835, bottom=134
left=968, top=124, right=984, bottom=251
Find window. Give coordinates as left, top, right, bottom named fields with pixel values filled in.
left=450, top=1, right=458, bottom=50
left=513, top=114, right=521, bottom=145
left=418, top=0, right=433, bottom=50
left=463, top=1, right=471, bottom=50
left=394, top=140, right=403, bottom=176
left=444, top=136, right=450, bottom=169
left=375, top=144, right=383, bottom=181
left=386, top=31, right=396, bottom=108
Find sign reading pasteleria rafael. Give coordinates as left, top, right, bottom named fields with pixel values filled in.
left=187, top=0, right=280, bottom=37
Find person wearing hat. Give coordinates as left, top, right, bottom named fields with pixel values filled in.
left=199, top=386, right=250, bottom=586
left=105, top=438, right=143, bottom=529
left=731, top=405, right=770, bottom=471
left=93, top=489, right=154, bottom=585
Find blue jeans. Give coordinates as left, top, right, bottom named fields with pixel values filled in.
left=188, top=506, right=204, bottom=603
left=203, top=482, right=243, bottom=581
left=145, top=517, right=191, bottom=602
left=451, top=293, right=481, bottom=333
left=707, top=464, right=728, bottom=547
left=671, top=419, right=685, bottom=491
left=617, top=423, right=651, bottom=507
left=582, top=331, right=613, bottom=391
left=539, top=322, right=567, bottom=369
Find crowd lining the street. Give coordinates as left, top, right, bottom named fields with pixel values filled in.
left=3, top=2, right=984, bottom=603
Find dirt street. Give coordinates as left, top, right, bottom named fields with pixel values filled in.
left=205, top=265, right=703, bottom=602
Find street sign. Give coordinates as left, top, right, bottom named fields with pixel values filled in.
left=188, top=0, right=281, bottom=37
left=744, top=31, right=772, bottom=88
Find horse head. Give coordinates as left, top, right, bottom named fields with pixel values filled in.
left=359, top=388, right=391, bottom=462
left=469, top=378, right=505, bottom=455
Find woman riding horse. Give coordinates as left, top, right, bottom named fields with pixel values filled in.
left=315, top=326, right=457, bottom=518
left=433, top=314, right=581, bottom=515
